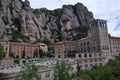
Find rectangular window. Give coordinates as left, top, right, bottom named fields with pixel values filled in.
left=85, top=60, right=87, bottom=63
left=46, top=72, right=50, bottom=78
left=85, top=64, right=88, bottom=67
left=95, top=60, right=97, bottom=62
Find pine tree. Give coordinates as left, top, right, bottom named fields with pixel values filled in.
left=0, top=44, right=5, bottom=60
left=16, top=64, right=40, bottom=80
left=54, top=60, right=74, bottom=80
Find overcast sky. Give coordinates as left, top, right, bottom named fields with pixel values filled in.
left=28, top=0, right=120, bottom=37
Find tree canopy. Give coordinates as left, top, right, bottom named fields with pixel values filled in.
left=79, top=55, right=120, bottom=80
left=0, top=44, right=5, bottom=60
left=16, top=64, right=40, bottom=80
left=54, top=60, right=75, bottom=80
left=54, top=55, right=120, bottom=80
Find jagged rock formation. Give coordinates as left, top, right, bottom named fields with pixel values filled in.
left=0, top=0, right=95, bottom=43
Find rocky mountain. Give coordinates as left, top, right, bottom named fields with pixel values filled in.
left=0, top=0, right=95, bottom=43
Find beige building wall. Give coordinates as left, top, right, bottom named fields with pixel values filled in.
left=0, top=41, right=48, bottom=59
left=53, top=19, right=111, bottom=69
left=54, top=19, right=110, bottom=60
left=54, top=42, right=65, bottom=59
left=9, top=42, right=39, bottom=58
left=54, top=41, right=78, bottom=59
left=109, top=36, right=120, bottom=59
left=76, top=19, right=110, bottom=63
left=39, top=68, right=54, bottom=80
left=91, top=20, right=110, bottom=57
left=76, top=53, right=105, bottom=70
left=91, top=19, right=110, bottom=62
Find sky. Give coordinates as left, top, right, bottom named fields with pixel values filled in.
left=28, top=0, right=120, bottom=37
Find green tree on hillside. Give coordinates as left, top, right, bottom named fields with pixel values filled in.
left=54, top=60, right=75, bottom=80
left=108, top=55, right=120, bottom=79
left=9, top=52, right=15, bottom=58
left=78, top=55, right=120, bottom=80
left=16, top=64, right=40, bottom=80
left=39, top=49, right=46, bottom=57
left=0, top=44, right=5, bottom=60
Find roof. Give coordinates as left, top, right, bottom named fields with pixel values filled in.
left=109, top=36, right=120, bottom=40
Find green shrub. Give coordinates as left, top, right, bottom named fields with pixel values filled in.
left=14, top=58, right=21, bottom=64
left=0, top=44, right=5, bottom=60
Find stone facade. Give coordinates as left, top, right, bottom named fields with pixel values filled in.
left=78, top=19, right=110, bottom=62
left=52, top=19, right=113, bottom=70
left=9, top=42, right=39, bottom=58
left=0, top=41, right=48, bottom=58
left=53, top=41, right=78, bottom=59
left=76, top=53, right=106, bottom=70
left=109, top=35, right=120, bottom=59
left=54, top=19, right=110, bottom=59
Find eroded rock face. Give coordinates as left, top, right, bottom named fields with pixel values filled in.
left=19, top=0, right=42, bottom=42
left=0, top=0, right=95, bottom=43
left=0, top=16, right=5, bottom=38
left=11, top=0, right=23, bottom=19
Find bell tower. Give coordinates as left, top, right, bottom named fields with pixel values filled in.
left=91, top=19, right=111, bottom=62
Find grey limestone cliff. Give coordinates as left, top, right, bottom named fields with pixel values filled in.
left=0, top=0, right=95, bottom=43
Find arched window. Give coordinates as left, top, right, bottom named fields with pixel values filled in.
left=99, top=53, right=101, bottom=56
left=87, top=41, right=90, bottom=52
left=79, top=54, right=82, bottom=58
left=84, top=42, right=86, bottom=52
left=98, top=46, right=100, bottom=51
left=84, top=42, right=86, bottom=47
left=89, top=54, right=92, bottom=57
left=84, top=54, right=87, bottom=58
left=81, top=43, right=83, bottom=48
left=94, top=53, right=97, bottom=57
left=80, top=43, right=83, bottom=52
left=93, top=46, right=96, bottom=51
